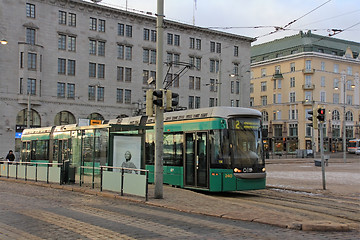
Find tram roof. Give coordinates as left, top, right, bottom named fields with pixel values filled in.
left=146, top=107, right=261, bottom=123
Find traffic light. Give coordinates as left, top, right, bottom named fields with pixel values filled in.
left=165, top=90, right=179, bottom=111
left=317, top=108, right=325, bottom=122
left=307, top=108, right=318, bottom=129
left=145, top=89, right=154, bottom=116
left=152, top=89, right=164, bottom=107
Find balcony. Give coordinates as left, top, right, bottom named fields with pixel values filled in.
left=302, top=100, right=314, bottom=106
left=302, top=84, right=315, bottom=90
left=302, top=68, right=315, bottom=74
left=272, top=73, right=283, bottom=80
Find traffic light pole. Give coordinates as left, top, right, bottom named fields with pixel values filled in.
left=319, top=122, right=326, bottom=190
left=154, top=0, right=164, bottom=199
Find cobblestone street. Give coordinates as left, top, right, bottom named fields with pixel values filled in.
left=0, top=179, right=358, bottom=239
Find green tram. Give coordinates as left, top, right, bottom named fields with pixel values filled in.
left=21, top=107, right=266, bottom=192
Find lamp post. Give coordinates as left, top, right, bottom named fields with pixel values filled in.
left=335, top=75, right=355, bottom=164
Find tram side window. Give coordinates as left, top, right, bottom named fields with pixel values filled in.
left=163, top=133, right=183, bottom=166
left=31, top=140, right=49, bottom=160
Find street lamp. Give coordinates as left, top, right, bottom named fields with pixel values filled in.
left=0, top=39, right=7, bottom=45
left=334, top=78, right=355, bottom=163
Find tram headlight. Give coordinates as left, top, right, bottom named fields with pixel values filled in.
left=234, top=168, right=241, bottom=173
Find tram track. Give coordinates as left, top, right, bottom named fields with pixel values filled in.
left=212, top=188, right=360, bottom=226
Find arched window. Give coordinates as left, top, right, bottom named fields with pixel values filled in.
left=345, top=111, right=353, bottom=121
left=16, top=109, right=41, bottom=127
left=331, top=110, right=340, bottom=121
left=54, top=111, right=76, bottom=125
left=87, top=113, right=104, bottom=120
left=261, top=111, right=269, bottom=122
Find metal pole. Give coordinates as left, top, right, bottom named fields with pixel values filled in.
left=343, top=78, right=346, bottom=163
left=320, top=122, right=326, bottom=190
left=312, top=101, right=316, bottom=158
left=154, top=0, right=164, bottom=199
left=217, top=57, right=222, bottom=106
left=27, top=93, right=31, bottom=128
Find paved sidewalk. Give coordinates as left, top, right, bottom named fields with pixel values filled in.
left=1, top=156, right=359, bottom=232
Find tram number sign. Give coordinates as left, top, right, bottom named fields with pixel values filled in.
left=225, top=174, right=233, bottom=178
left=90, top=120, right=102, bottom=125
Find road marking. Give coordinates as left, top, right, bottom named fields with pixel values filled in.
left=0, top=222, right=42, bottom=240
left=21, top=210, right=135, bottom=240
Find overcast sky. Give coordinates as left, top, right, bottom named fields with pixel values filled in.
left=88, top=0, right=360, bottom=45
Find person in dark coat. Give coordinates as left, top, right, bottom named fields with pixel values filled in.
left=6, top=150, right=15, bottom=163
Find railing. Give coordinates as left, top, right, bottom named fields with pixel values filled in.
left=79, top=165, right=149, bottom=201
left=0, top=161, right=63, bottom=184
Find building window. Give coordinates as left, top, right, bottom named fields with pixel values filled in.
left=333, top=93, right=339, bottom=104
left=89, top=62, right=96, bottom=77
left=236, top=81, right=240, bottom=94
left=89, top=17, right=97, bottom=31
left=275, top=65, right=281, bottom=74
left=321, top=76, right=325, bottom=87
left=332, top=125, right=340, bottom=138
left=190, top=37, right=195, bottom=49
left=209, top=79, right=215, bottom=92
left=117, top=66, right=124, bottom=82
left=97, top=87, right=104, bottom=101
left=277, top=93, right=282, bottom=103
left=67, top=83, right=75, bottom=99
left=196, top=39, right=201, bottom=50
left=347, top=66, right=352, bottom=75
left=116, top=89, right=123, bottom=103
left=278, top=79, right=282, bottom=89
left=26, top=3, right=35, bottom=18
left=234, top=46, right=239, bottom=57
left=126, top=25, right=132, bottom=37
left=332, top=110, right=340, bottom=120
left=261, top=96, right=267, bottom=106
left=345, top=111, right=353, bottom=121
left=89, top=40, right=96, bottom=55
left=262, top=111, right=269, bottom=122
left=150, top=50, right=156, bottom=64
left=150, top=71, right=156, bottom=82
left=321, top=62, right=325, bottom=71
left=124, top=89, right=131, bottom=104
left=216, top=43, right=221, bottom=53
left=290, top=62, right=295, bottom=72
left=125, top=46, right=132, bottom=60
left=151, top=30, right=157, bottom=42
left=320, top=92, right=326, bottom=102
left=189, top=96, right=194, bottom=109
left=334, top=64, right=339, bottom=73
left=195, top=77, right=201, bottom=90
left=57, top=82, right=65, bottom=98
left=68, top=36, right=76, bottom=52
left=118, top=23, right=124, bottom=36
left=305, top=75, right=312, bottom=87
left=250, top=97, right=254, bottom=107
left=210, top=41, right=215, bottom=52
left=173, top=74, right=179, bottom=88
left=195, top=97, right=201, bottom=109
left=98, top=41, right=105, bottom=56
left=261, top=68, right=266, bottom=77
left=261, top=81, right=267, bottom=91
left=98, top=64, right=105, bottom=79
left=289, top=92, right=296, bottom=102
left=189, top=76, right=194, bottom=90
left=210, top=59, right=219, bottom=73
left=143, top=70, right=149, bottom=84
left=195, top=57, right=201, bottom=70
left=250, top=83, right=254, bottom=93
left=346, top=95, right=353, bottom=105
left=333, top=78, right=339, bottom=89
left=68, top=13, right=76, bottom=26
left=58, top=58, right=66, bottom=74
left=143, top=49, right=150, bottom=63
left=167, top=33, right=173, bottom=45
left=58, top=34, right=66, bottom=50
left=59, top=11, right=66, bottom=25
left=125, top=68, right=132, bottom=82
left=68, top=60, right=75, bottom=76
left=305, top=60, right=311, bottom=70
left=233, top=63, right=239, bottom=76
left=174, top=34, right=180, bottom=46
left=88, top=86, right=95, bottom=100
left=27, top=78, right=36, bottom=95
left=209, top=98, right=215, bottom=107
left=117, top=44, right=124, bottom=59
left=290, top=77, right=295, bottom=88
left=28, top=53, right=37, bottom=70
left=289, top=124, right=298, bottom=137
left=26, top=28, right=35, bottom=45
left=346, top=126, right=353, bottom=139
left=98, top=19, right=105, bottom=32
left=231, top=81, right=234, bottom=93
left=144, top=28, right=149, bottom=40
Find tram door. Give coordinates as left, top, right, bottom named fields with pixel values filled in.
left=185, top=132, right=208, bottom=188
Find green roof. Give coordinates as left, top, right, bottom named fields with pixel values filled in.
left=251, top=31, right=360, bottom=62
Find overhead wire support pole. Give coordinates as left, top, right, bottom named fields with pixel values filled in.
left=154, top=0, right=164, bottom=199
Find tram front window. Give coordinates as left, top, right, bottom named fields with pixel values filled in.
left=228, top=118, right=264, bottom=170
